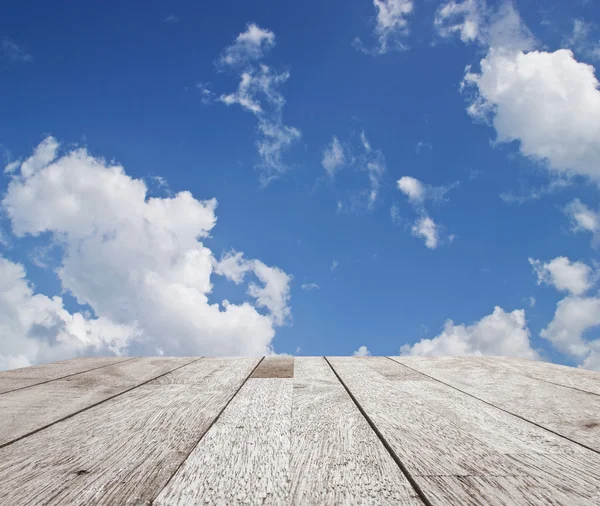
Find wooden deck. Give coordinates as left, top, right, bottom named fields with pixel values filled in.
left=1, top=356, right=599, bottom=505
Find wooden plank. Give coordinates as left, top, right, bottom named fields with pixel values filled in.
left=289, top=357, right=422, bottom=505
left=251, top=356, right=294, bottom=378
left=0, top=357, right=260, bottom=505
left=155, top=357, right=423, bottom=505
left=0, top=356, right=130, bottom=394
left=155, top=376, right=293, bottom=505
left=0, top=357, right=197, bottom=447
left=491, top=356, right=600, bottom=396
left=328, top=357, right=600, bottom=505
left=390, top=356, right=600, bottom=452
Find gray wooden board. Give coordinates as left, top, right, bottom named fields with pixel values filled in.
left=492, top=356, right=600, bottom=396
left=155, top=357, right=422, bottom=505
left=0, top=356, right=130, bottom=394
left=0, top=356, right=197, bottom=446
left=289, top=357, right=422, bottom=505
left=328, top=357, right=600, bottom=505
left=0, top=357, right=259, bottom=505
left=155, top=377, right=293, bottom=505
left=251, top=356, right=294, bottom=378
left=390, top=356, right=600, bottom=452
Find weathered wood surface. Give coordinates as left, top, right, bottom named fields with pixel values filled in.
left=156, top=357, right=422, bottom=505
left=390, top=356, right=600, bottom=452
left=0, top=356, right=130, bottom=394
left=0, top=356, right=197, bottom=447
left=2, top=355, right=600, bottom=505
left=289, top=358, right=421, bottom=505
left=492, top=356, right=600, bottom=396
left=155, top=375, right=293, bottom=505
left=328, top=356, right=600, bottom=505
left=0, top=357, right=260, bottom=505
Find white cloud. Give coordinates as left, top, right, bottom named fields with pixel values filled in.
left=390, top=204, right=402, bottom=225
left=327, top=131, right=386, bottom=211
left=4, top=160, right=20, bottom=173
left=353, top=345, right=371, bottom=357
left=435, top=1, right=534, bottom=50
left=412, top=215, right=439, bottom=249
left=322, top=136, right=345, bottom=178
left=355, top=0, right=414, bottom=54
left=218, top=23, right=275, bottom=68
left=541, top=296, right=600, bottom=367
left=2, top=38, right=34, bottom=63
left=435, top=0, right=481, bottom=43
left=217, top=27, right=300, bottom=185
left=563, top=19, right=600, bottom=62
left=400, top=306, right=539, bottom=359
left=395, top=176, right=456, bottom=249
left=529, top=256, right=593, bottom=296
left=1, top=137, right=293, bottom=368
left=301, top=282, right=319, bottom=291
left=163, top=14, right=179, bottom=23
left=0, top=255, right=140, bottom=371
left=463, top=7, right=600, bottom=183
left=564, top=199, right=600, bottom=242
left=397, top=176, right=425, bottom=204
left=330, top=260, right=339, bottom=272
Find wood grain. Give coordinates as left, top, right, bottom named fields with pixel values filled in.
left=290, top=357, right=422, bottom=505
left=0, top=357, right=259, bottom=505
left=328, top=356, right=600, bottom=505
left=155, top=377, right=293, bottom=505
left=389, top=356, right=600, bottom=452
left=492, top=356, right=600, bottom=396
left=0, top=357, right=197, bottom=447
left=156, top=357, right=423, bottom=505
left=0, top=356, right=129, bottom=394
left=251, top=356, right=294, bottom=378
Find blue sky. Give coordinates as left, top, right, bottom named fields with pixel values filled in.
left=1, top=0, right=600, bottom=370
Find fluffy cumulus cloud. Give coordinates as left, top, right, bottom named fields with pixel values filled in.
left=459, top=4, right=600, bottom=183
left=531, top=256, right=600, bottom=370
left=353, top=345, right=371, bottom=357
left=355, top=0, right=414, bottom=54
left=529, top=256, right=593, bottom=296
left=217, top=24, right=300, bottom=185
left=541, top=296, right=600, bottom=367
left=395, top=176, right=456, bottom=249
left=401, top=306, right=538, bottom=359
left=0, top=256, right=139, bottom=371
left=0, top=137, right=293, bottom=369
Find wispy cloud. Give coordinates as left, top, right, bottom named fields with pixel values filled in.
left=324, top=131, right=386, bottom=213
left=301, top=282, right=319, bottom=291
left=215, top=24, right=300, bottom=185
left=354, top=0, right=415, bottom=54
left=163, top=14, right=180, bottom=23
left=2, top=39, right=33, bottom=63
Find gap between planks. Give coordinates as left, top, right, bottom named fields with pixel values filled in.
left=151, top=357, right=266, bottom=503
left=323, top=357, right=434, bottom=506
left=386, top=357, right=600, bottom=457
left=0, top=357, right=204, bottom=450
left=0, top=357, right=138, bottom=396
